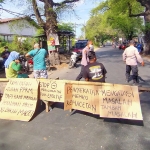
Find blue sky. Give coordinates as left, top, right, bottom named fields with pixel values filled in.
left=0, top=0, right=101, bottom=37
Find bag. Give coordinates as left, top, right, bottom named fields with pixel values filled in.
left=33, top=49, right=40, bottom=58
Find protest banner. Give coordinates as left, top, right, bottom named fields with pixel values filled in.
left=0, top=78, right=39, bottom=121
left=39, top=79, right=65, bottom=102
left=99, top=84, right=143, bottom=120
left=64, top=83, right=100, bottom=114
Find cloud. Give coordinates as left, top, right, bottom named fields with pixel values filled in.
left=75, top=0, right=85, bottom=6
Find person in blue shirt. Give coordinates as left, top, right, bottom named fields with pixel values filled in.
left=26, top=43, right=48, bottom=79
left=136, top=42, right=142, bottom=53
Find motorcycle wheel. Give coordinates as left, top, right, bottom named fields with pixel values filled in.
left=68, top=60, right=74, bottom=69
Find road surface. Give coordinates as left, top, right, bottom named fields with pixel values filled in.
left=0, top=46, right=150, bottom=150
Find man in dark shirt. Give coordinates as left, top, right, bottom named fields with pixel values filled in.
left=1, top=46, right=10, bottom=60
left=83, top=51, right=107, bottom=82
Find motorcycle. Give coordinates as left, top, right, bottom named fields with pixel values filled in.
left=19, top=55, right=29, bottom=73
left=68, top=52, right=81, bottom=69
left=0, top=57, right=4, bottom=71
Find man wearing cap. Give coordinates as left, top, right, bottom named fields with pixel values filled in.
left=83, top=51, right=107, bottom=83
left=122, top=40, right=144, bottom=85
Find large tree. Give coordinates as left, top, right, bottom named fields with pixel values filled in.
left=31, top=0, right=80, bottom=38
left=94, top=0, right=150, bottom=54
left=0, top=0, right=80, bottom=38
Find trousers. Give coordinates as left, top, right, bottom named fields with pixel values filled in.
left=126, top=65, right=138, bottom=83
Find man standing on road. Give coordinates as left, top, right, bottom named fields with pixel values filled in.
left=76, top=41, right=93, bottom=81
left=26, top=43, right=48, bottom=79
left=122, top=40, right=144, bottom=85
left=83, top=51, right=107, bottom=82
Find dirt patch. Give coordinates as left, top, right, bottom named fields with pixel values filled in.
left=142, top=54, right=150, bottom=62
left=54, top=63, right=68, bottom=70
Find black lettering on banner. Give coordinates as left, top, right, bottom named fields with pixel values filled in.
left=19, top=87, right=33, bottom=94
left=102, top=98, right=132, bottom=106
left=40, top=82, right=50, bottom=88
left=9, top=80, right=32, bottom=87
left=66, top=100, right=96, bottom=113
left=107, top=111, right=137, bottom=119
left=47, top=94, right=62, bottom=101
left=4, top=93, right=13, bottom=99
left=5, top=87, right=18, bottom=92
left=101, top=105, right=121, bottom=111
left=67, top=86, right=72, bottom=94
left=22, top=102, right=34, bottom=108
left=72, top=94, right=88, bottom=100
left=17, top=110, right=35, bottom=117
left=2, top=101, right=21, bottom=107
left=51, top=81, right=57, bottom=89
left=23, top=96, right=36, bottom=101
left=100, top=90, right=134, bottom=98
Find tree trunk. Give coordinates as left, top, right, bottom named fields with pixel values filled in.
left=43, top=0, right=58, bottom=36
left=143, top=8, right=150, bottom=54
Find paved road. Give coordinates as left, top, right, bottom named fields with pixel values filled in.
left=0, top=46, right=150, bottom=150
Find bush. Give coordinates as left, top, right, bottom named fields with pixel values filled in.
left=0, top=36, right=37, bottom=55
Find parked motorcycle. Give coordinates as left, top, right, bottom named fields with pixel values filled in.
left=68, top=52, right=81, bottom=69
left=0, top=57, right=4, bottom=71
left=19, top=55, right=29, bottom=73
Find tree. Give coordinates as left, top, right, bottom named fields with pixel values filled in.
left=0, top=0, right=80, bottom=38
left=91, top=0, right=143, bottom=41
left=85, top=15, right=115, bottom=46
left=31, top=0, right=79, bottom=38
left=93, top=0, right=150, bottom=54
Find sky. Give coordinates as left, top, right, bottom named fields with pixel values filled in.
left=0, top=0, right=101, bottom=37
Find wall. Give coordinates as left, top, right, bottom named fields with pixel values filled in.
left=0, top=19, right=37, bottom=41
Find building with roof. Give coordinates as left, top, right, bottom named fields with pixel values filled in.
left=0, top=17, right=38, bottom=41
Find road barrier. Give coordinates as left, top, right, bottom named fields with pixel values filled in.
left=0, top=78, right=150, bottom=122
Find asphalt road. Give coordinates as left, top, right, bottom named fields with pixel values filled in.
left=0, top=46, right=150, bottom=150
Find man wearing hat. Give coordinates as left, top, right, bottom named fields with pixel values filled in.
left=122, top=40, right=144, bottom=85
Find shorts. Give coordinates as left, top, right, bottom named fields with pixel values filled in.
left=33, top=70, right=48, bottom=79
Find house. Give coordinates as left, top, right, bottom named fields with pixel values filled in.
left=0, top=17, right=39, bottom=41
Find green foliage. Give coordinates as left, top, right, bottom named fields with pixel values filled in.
left=86, top=0, right=144, bottom=42
left=58, top=23, right=75, bottom=33
left=35, top=28, right=45, bottom=36
left=0, top=36, right=36, bottom=55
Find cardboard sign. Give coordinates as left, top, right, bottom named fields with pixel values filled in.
left=40, top=79, right=65, bottom=102
left=0, top=78, right=38, bottom=121
left=100, top=84, right=143, bottom=120
left=64, top=83, right=100, bottom=114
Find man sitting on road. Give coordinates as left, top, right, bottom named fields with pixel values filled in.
left=122, top=40, right=144, bottom=85
left=26, top=43, right=48, bottom=79
left=83, top=51, right=107, bottom=82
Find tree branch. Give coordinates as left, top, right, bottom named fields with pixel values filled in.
left=32, top=0, right=45, bottom=26
left=53, top=0, right=80, bottom=6
left=128, top=2, right=146, bottom=17
left=136, top=0, right=150, bottom=9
